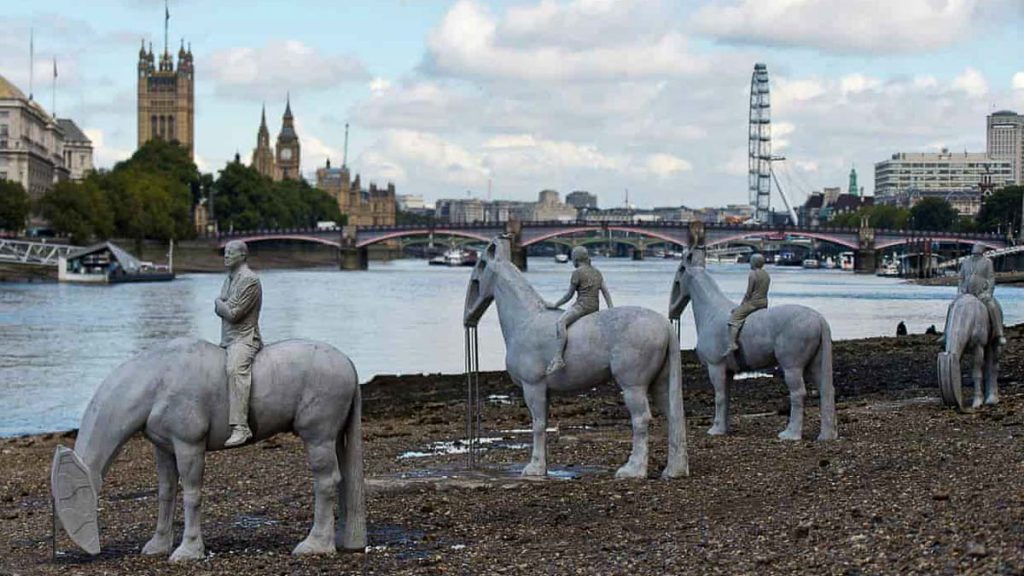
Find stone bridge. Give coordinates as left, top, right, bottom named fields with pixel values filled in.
left=217, top=220, right=1006, bottom=272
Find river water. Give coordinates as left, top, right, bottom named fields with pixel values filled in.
left=1, top=258, right=1020, bottom=436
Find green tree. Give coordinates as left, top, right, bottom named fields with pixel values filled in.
left=212, top=161, right=341, bottom=230
left=829, top=204, right=910, bottom=229
left=103, top=167, right=193, bottom=252
left=39, top=178, right=114, bottom=244
left=909, top=197, right=959, bottom=231
left=0, top=180, right=30, bottom=231
left=976, top=186, right=1023, bottom=236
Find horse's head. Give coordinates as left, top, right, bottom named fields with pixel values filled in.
left=464, top=235, right=509, bottom=327
left=669, top=248, right=705, bottom=319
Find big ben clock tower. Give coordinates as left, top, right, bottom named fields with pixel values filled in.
left=275, top=95, right=300, bottom=180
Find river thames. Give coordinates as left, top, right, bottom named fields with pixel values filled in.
left=1, top=258, right=1020, bottom=436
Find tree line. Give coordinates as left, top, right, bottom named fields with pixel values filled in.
left=0, top=140, right=343, bottom=246
left=827, top=187, right=1023, bottom=234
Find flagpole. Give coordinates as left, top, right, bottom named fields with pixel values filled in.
left=164, top=0, right=169, bottom=55
left=29, top=28, right=34, bottom=100
left=52, top=58, right=57, bottom=118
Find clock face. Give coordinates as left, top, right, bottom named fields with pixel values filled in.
left=281, top=148, right=293, bottom=161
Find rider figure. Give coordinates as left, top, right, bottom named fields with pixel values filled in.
left=959, top=243, right=1006, bottom=346
left=728, top=253, right=769, bottom=354
left=545, top=246, right=613, bottom=375
left=217, top=240, right=263, bottom=447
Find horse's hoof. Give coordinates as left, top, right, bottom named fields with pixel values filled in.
left=142, top=535, right=172, bottom=556
left=816, top=429, right=838, bottom=441
left=661, top=464, right=689, bottom=479
left=614, top=465, right=647, bottom=479
left=984, top=395, right=999, bottom=406
left=706, top=426, right=727, bottom=436
left=521, top=463, right=547, bottom=477
left=777, top=429, right=802, bottom=441
left=169, top=541, right=205, bottom=563
left=971, top=399, right=983, bottom=409
left=293, top=538, right=337, bottom=556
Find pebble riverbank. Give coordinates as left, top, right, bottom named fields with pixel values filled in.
left=1, top=327, right=1023, bottom=575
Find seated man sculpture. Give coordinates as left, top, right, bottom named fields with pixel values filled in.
left=544, top=246, right=613, bottom=375
left=217, top=240, right=263, bottom=447
left=727, top=253, right=769, bottom=355
left=959, top=243, right=1005, bottom=346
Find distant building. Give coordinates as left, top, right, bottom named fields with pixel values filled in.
left=530, top=189, right=577, bottom=221
left=987, top=110, right=1024, bottom=184
left=56, top=118, right=93, bottom=181
left=874, top=150, right=1012, bottom=199
left=565, top=190, right=598, bottom=210
left=652, top=206, right=696, bottom=222
left=435, top=198, right=485, bottom=224
left=250, top=105, right=276, bottom=179
left=877, top=189, right=981, bottom=218
left=137, top=40, right=194, bottom=158
left=275, top=97, right=300, bottom=181
left=315, top=159, right=395, bottom=227
left=397, top=194, right=425, bottom=211
left=0, top=73, right=69, bottom=206
left=802, top=190, right=873, bottom=225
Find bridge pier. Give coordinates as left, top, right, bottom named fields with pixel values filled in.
left=339, top=226, right=368, bottom=271
left=505, top=219, right=528, bottom=271
left=855, top=219, right=876, bottom=274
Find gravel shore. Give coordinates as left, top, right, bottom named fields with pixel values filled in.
left=2, top=327, right=1023, bottom=575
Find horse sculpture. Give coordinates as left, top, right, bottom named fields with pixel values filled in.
left=937, top=293, right=1000, bottom=410
left=668, top=249, right=837, bottom=441
left=463, top=237, right=688, bottom=479
left=50, top=338, right=366, bottom=562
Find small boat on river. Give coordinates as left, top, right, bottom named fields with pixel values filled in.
left=429, top=249, right=477, bottom=267
left=554, top=253, right=570, bottom=263
left=58, top=241, right=175, bottom=284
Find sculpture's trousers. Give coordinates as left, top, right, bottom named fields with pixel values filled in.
left=728, top=302, right=764, bottom=328
left=226, top=342, right=259, bottom=428
left=555, top=304, right=592, bottom=359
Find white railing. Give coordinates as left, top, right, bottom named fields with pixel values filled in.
left=935, top=244, right=1024, bottom=270
left=0, top=239, right=75, bottom=266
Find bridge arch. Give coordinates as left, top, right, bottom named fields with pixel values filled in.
left=356, top=228, right=491, bottom=248
left=708, top=230, right=859, bottom=250
left=217, top=234, right=341, bottom=249
left=875, top=236, right=1003, bottom=251
left=523, top=226, right=686, bottom=248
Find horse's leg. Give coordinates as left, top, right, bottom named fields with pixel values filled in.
left=970, top=345, right=985, bottom=409
left=779, top=367, right=806, bottom=441
left=615, top=386, right=652, bottom=479
left=142, top=445, right=178, bottom=555
left=707, top=363, right=730, bottom=436
left=521, top=382, right=548, bottom=477
left=294, top=439, right=340, bottom=555
left=169, top=442, right=206, bottom=562
left=984, top=343, right=1000, bottom=405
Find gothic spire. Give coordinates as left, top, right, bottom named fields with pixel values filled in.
left=284, top=92, right=293, bottom=119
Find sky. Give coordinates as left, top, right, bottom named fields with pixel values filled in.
left=2, top=0, right=1023, bottom=210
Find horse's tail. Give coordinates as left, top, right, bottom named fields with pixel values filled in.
left=816, top=316, right=838, bottom=440
left=336, top=366, right=367, bottom=551
left=662, top=321, right=689, bottom=478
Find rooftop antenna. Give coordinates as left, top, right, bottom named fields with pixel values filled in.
left=487, top=178, right=492, bottom=201
left=29, top=28, right=34, bottom=100
left=342, top=122, right=349, bottom=168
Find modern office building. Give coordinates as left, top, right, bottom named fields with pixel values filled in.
left=987, top=110, right=1024, bottom=184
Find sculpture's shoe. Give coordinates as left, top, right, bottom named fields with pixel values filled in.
left=225, top=426, right=252, bottom=448
left=141, top=534, right=173, bottom=555
left=293, top=536, right=337, bottom=556
left=169, top=540, right=205, bottom=563
left=521, top=462, right=546, bottom=477
left=706, top=424, right=728, bottom=436
left=777, top=429, right=802, bottom=441
left=544, top=356, right=565, bottom=376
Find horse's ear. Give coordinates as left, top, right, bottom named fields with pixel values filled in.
left=494, top=235, right=512, bottom=261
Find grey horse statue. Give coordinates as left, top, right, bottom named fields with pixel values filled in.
left=50, top=338, right=366, bottom=562
left=668, top=249, right=837, bottom=441
left=937, top=293, right=1000, bottom=410
left=463, top=237, right=688, bottom=479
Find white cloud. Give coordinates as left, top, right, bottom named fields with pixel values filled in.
left=839, top=74, right=881, bottom=95
left=369, top=77, right=392, bottom=94
left=952, top=67, right=988, bottom=98
left=424, top=0, right=707, bottom=81
left=206, top=40, right=369, bottom=99
left=1013, top=72, right=1024, bottom=91
left=691, top=0, right=1013, bottom=55
left=83, top=128, right=131, bottom=169
left=643, top=153, right=692, bottom=178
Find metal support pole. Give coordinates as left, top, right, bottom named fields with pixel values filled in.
left=464, top=326, right=482, bottom=469
left=51, top=495, right=56, bottom=560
